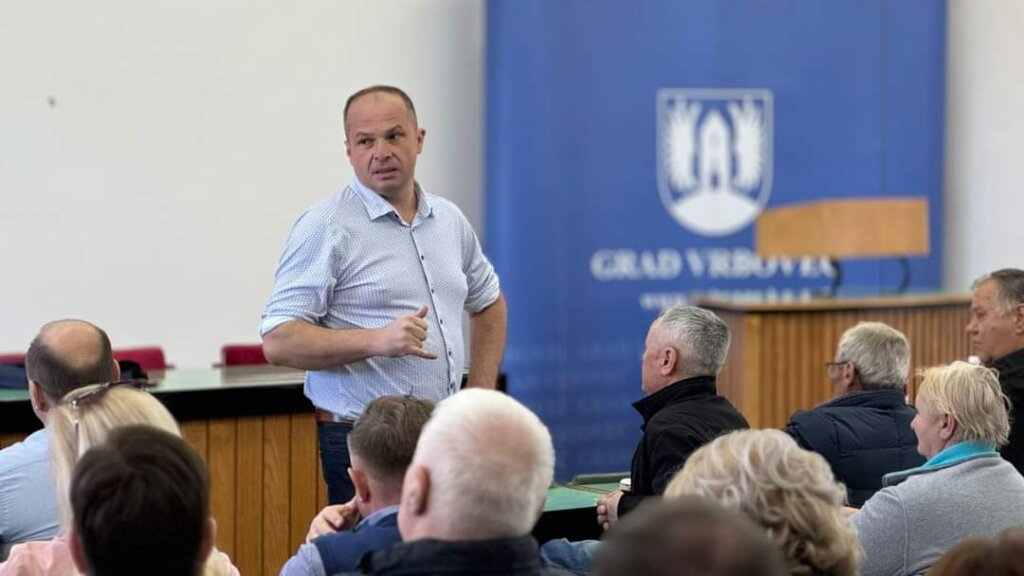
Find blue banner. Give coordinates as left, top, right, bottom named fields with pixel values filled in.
left=486, top=0, right=946, bottom=480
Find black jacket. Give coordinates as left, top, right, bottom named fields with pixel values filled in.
left=784, top=388, right=924, bottom=507
left=995, top=348, right=1024, bottom=474
left=618, top=376, right=749, bottom=517
left=353, top=536, right=570, bottom=575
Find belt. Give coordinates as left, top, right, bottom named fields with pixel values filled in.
left=315, top=408, right=356, bottom=426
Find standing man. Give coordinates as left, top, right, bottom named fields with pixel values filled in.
left=968, top=268, right=1024, bottom=473
left=261, top=86, right=507, bottom=504
left=0, top=319, right=120, bottom=559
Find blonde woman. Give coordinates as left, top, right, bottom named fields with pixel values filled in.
left=666, top=429, right=861, bottom=576
left=851, top=361, right=1024, bottom=576
left=0, top=382, right=239, bottom=576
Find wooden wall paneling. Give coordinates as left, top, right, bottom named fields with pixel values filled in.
left=742, top=314, right=763, bottom=427
left=208, top=419, right=238, bottom=560
left=236, top=416, right=265, bottom=576
left=263, top=414, right=292, bottom=576
left=289, top=413, right=319, bottom=553
left=180, top=420, right=209, bottom=462
left=0, top=433, right=23, bottom=449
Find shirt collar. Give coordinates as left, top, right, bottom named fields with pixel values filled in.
left=350, top=178, right=434, bottom=224
left=923, top=440, right=999, bottom=469
left=357, top=504, right=399, bottom=528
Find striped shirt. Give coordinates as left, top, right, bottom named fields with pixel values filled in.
left=261, top=179, right=500, bottom=418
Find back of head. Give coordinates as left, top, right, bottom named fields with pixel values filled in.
left=928, top=527, right=1024, bottom=576
left=666, top=429, right=861, bottom=576
left=593, top=497, right=787, bottom=576
left=656, top=306, right=730, bottom=378
left=406, top=388, right=554, bottom=540
left=917, top=361, right=1011, bottom=446
left=973, top=268, right=1024, bottom=313
left=349, top=395, right=434, bottom=483
left=25, top=320, right=116, bottom=401
left=71, top=425, right=210, bottom=576
left=50, top=384, right=180, bottom=528
left=836, top=321, right=910, bottom=390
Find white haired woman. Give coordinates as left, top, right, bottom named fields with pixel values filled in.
left=851, top=361, right=1024, bottom=576
left=665, top=429, right=861, bottom=576
left=0, top=382, right=239, bottom=576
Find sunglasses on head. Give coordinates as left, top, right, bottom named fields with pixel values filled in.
left=62, top=379, right=152, bottom=410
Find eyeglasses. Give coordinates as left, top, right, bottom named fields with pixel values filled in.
left=62, top=379, right=152, bottom=410
left=825, top=360, right=852, bottom=373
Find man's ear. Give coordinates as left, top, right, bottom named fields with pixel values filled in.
left=841, top=363, right=859, bottom=391
left=349, top=467, right=370, bottom=504
left=28, top=381, right=49, bottom=414
left=198, top=516, right=216, bottom=566
left=111, top=359, right=121, bottom=382
left=1013, top=304, right=1024, bottom=335
left=402, top=465, right=430, bottom=517
left=659, top=346, right=678, bottom=377
left=68, top=528, right=90, bottom=574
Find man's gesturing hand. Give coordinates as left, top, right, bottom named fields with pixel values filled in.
left=373, top=306, right=438, bottom=359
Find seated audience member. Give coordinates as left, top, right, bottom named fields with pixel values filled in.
left=353, top=388, right=563, bottom=575
left=968, top=268, right=1024, bottom=473
left=851, top=361, right=1024, bottom=576
left=68, top=426, right=214, bottom=576
left=602, top=305, right=749, bottom=523
left=0, top=320, right=119, bottom=559
left=927, top=527, right=1024, bottom=576
left=280, top=396, right=434, bottom=575
left=591, top=497, right=787, bottom=576
left=666, top=429, right=861, bottom=576
left=0, top=382, right=238, bottom=576
left=785, top=321, right=924, bottom=506
left=541, top=306, right=749, bottom=574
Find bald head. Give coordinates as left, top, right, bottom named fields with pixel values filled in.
left=26, top=320, right=116, bottom=401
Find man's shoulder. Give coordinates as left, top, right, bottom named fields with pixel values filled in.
left=0, top=430, right=49, bottom=475
left=312, top=521, right=401, bottom=572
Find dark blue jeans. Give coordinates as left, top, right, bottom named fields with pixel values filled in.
left=316, top=421, right=356, bottom=505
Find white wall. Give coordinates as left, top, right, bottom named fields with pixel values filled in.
left=0, top=1, right=485, bottom=366
left=1, top=1, right=1016, bottom=365
left=945, top=0, right=1024, bottom=289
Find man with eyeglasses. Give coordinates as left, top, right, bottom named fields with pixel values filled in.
left=0, top=320, right=119, bottom=559
left=784, top=321, right=923, bottom=507
left=968, top=268, right=1024, bottom=474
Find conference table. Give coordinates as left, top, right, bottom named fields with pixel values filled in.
left=0, top=366, right=605, bottom=576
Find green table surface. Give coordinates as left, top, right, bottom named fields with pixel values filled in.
left=544, top=482, right=619, bottom=512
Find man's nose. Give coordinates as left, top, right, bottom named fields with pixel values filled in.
left=373, top=142, right=392, bottom=160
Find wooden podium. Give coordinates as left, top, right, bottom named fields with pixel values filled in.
left=756, top=198, right=930, bottom=293
left=699, top=295, right=971, bottom=429
left=711, top=198, right=962, bottom=428
left=755, top=198, right=930, bottom=258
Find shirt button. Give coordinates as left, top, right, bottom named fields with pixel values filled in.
left=439, top=318, right=444, bottom=325
left=420, top=255, right=425, bottom=261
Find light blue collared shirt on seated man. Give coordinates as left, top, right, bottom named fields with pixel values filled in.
left=261, top=179, right=501, bottom=419
left=0, top=428, right=60, bottom=560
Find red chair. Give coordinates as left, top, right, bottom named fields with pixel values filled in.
left=0, top=352, right=26, bottom=364
left=220, top=344, right=268, bottom=366
left=113, top=347, right=170, bottom=371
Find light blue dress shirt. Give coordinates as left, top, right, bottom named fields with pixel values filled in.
left=0, top=428, right=60, bottom=560
left=261, top=179, right=500, bottom=418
